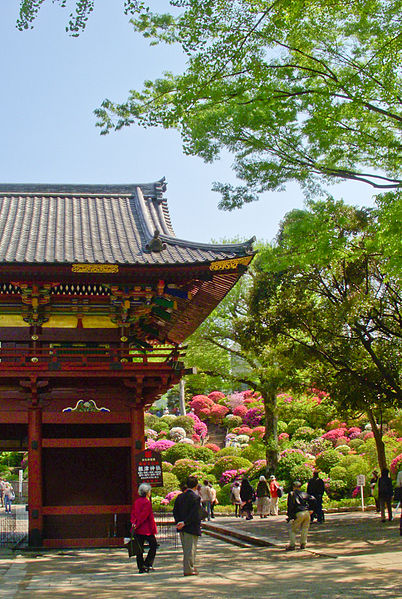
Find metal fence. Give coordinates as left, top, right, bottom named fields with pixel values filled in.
left=154, top=512, right=178, bottom=548
left=0, top=505, right=28, bottom=548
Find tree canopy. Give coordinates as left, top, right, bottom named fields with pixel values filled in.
left=94, top=0, right=402, bottom=209
left=246, top=198, right=402, bottom=467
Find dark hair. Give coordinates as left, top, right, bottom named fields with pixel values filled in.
left=180, top=482, right=187, bottom=492
left=203, top=480, right=209, bottom=486
left=381, top=468, right=389, bottom=476
left=186, top=476, right=198, bottom=489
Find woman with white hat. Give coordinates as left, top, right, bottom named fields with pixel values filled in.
left=256, top=476, right=270, bottom=518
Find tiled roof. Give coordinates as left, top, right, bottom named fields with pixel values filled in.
left=0, top=181, right=254, bottom=265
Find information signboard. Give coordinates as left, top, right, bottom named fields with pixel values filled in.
left=356, top=474, right=366, bottom=487
left=135, top=449, right=163, bottom=487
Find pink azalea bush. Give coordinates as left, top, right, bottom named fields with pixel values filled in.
left=347, top=427, right=361, bottom=438
left=326, top=419, right=343, bottom=431
left=234, top=426, right=253, bottom=436
left=219, top=468, right=246, bottom=485
left=364, top=432, right=374, bottom=440
left=243, top=406, right=264, bottom=427
left=322, top=428, right=348, bottom=445
left=161, top=490, right=181, bottom=505
left=147, top=439, right=175, bottom=452
left=227, top=392, right=246, bottom=410
left=251, top=426, right=266, bottom=439
left=187, top=412, right=208, bottom=438
left=279, top=432, right=289, bottom=442
left=390, top=453, right=402, bottom=477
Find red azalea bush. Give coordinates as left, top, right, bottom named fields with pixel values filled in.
left=233, top=405, right=248, bottom=418
left=279, top=432, right=289, bottom=442
left=326, top=419, right=343, bottom=431
left=235, top=426, right=253, bottom=436
left=199, top=407, right=212, bottom=420
left=189, top=395, right=214, bottom=416
left=192, top=433, right=201, bottom=443
left=252, top=426, right=265, bottom=439
left=335, top=436, right=350, bottom=447
left=364, top=431, right=374, bottom=440
left=209, top=404, right=230, bottom=424
left=322, top=428, right=348, bottom=445
left=205, top=443, right=221, bottom=453
left=208, top=391, right=226, bottom=402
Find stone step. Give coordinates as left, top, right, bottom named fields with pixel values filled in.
left=202, top=528, right=254, bottom=548
left=202, top=521, right=282, bottom=548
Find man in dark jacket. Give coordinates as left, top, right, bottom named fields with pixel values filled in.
left=286, top=481, right=316, bottom=550
left=307, top=471, right=325, bottom=523
left=173, top=475, right=203, bottom=576
left=378, top=468, right=393, bottom=522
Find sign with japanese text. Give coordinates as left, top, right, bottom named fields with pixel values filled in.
left=135, top=449, right=163, bottom=487
left=356, top=474, right=366, bottom=487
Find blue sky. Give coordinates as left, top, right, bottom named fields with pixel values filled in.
left=0, top=1, right=376, bottom=244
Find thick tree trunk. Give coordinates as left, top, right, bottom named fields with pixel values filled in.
left=261, top=386, right=279, bottom=475
left=366, top=407, right=387, bottom=470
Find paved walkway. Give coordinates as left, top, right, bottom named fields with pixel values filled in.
left=0, top=512, right=400, bottom=599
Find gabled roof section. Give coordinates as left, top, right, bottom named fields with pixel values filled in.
left=0, top=180, right=255, bottom=266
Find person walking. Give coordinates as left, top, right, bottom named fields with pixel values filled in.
left=269, top=475, right=280, bottom=515
left=256, top=476, right=270, bottom=518
left=378, top=468, right=393, bottom=522
left=286, top=480, right=316, bottom=551
left=173, top=475, right=203, bottom=576
left=370, top=470, right=380, bottom=513
left=208, top=482, right=217, bottom=519
left=130, top=483, right=158, bottom=574
left=231, top=481, right=242, bottom=517
left=307, top=471, right=325, bottom=523
left=240, top=477, right=255, bottom=520
left=199, top=480, right=213, bottom=521
left=3, top=482, right=14, bottom=514
left=394, top=468, right=402, bottom=512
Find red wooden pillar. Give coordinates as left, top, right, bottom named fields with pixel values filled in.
left=28, top=407, right=43, bottom=547
left=130, top=405, right=145, bottom=503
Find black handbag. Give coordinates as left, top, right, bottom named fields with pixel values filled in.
left=124, top=531, right=143, bottom=558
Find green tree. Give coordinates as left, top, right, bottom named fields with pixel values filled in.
left=184, top=254, right=310, bottom=473
left=95, top=0, right=402, bottom=209
left=247, top=199, right=402, bottom=469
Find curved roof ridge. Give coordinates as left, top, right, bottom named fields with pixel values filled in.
left=158, top=233, right=256, bottom=254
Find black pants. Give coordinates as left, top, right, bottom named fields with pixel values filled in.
left=135, top=534, right=157, bottom=571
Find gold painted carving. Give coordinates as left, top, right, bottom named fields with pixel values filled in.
left=209, top=256, right=253, bottom=271
left=72, top=264, right=119, bottom=274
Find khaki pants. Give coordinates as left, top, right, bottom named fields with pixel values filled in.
left=289, top=510, right=311, bottom=547
left=270, top=496, right=279, bottom=515
left=179, top=531, right=198, bottom=575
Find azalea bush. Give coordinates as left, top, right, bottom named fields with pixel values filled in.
left=172, top=459, right=203, bottom=483
left=315, top=449, right=342, bottom=473
left=212, top=456, right=253, bottom=481
left=243, top=406, right=264, bottom=427
left=148, top=439, right=175, bottom=453
left=163, top=443, right=197, bottom=464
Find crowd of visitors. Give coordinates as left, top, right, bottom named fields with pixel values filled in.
left=128, top=466, right=401, bottom=576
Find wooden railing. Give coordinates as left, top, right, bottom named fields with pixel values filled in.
left=0, top=346, right=185, bottom=371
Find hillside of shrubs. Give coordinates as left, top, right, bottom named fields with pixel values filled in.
left=146, top=389, right=402, bottom=512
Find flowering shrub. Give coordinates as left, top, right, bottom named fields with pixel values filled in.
left=287, top=418, right=307, bottom=436
left=326, top=419, right=343, bottom=431
left=148, top=439, right=175, bottom=453
left=162, top=461, right=173, bottom=472
left=335, top=436, right=350, bottom=447
left=205, top=443, right=221, bottom=453
left=179, top=438, right=195, bottom=444
left=233, top=405, right=248, bottom=418
left=209, top=404, right=229, bottom=424
left=169, top=427, right=186, bottom=442
left=241, top=441, right=265, bottom=462
left=246, top=459, right=267, bottom=479
left=192, top=433, right=201, bottom=443
left=187, top=412, right=208, bottom=438
left=243, top=406, right=264, bottom=427
left=336, top=445, right=351, bottom=455
left=315, top=449, right=342, bottom=473
left=172, top=415, right=195, bottom=434
left=172, top=459, right=202, bottom=483
left=322, top=428, right=348, bottom=445
left=163, top=443, right=197, bottom=463
left=153, top=472, right=180, bottom=497
left=161, top=490, right=181, bottom=505
left=145, top=428, right=158, bottom=440
left=212, top=456, right=253, bottom=480
left=227, top=392, right=246, bottom=410
left=235, top=434, right=250, bottom=445
left=308, top=437, right=332, bottom=456
left=222, top=415, right=243, bottom=430
left=279, top=432, right=289, bottom=442
left=390, top=453, right=402, bottom=477
left=208, top=391, right=226, bottom=402
left=290, top=463, right=314, bottom=484
left=217, top=446, right=241, bottom=457
left=219, top=468, right=247, bottom=485
left=193, top=446, right=215, bottom=462
left=276, top=449, right=307, bottom=482
left=364, top=432, right=374, bottom=440
left=293, top=426, right=317, bottom=441
left=347, top=427, right=361, bottom=438
left=199, top=408, right=212, bottom=420
left=252, top=426, right=265, bottom=439
left=189, top=395, right=214, bottom=417
left=236, top=426, right=254, bottom=436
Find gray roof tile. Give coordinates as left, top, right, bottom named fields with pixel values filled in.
left=0, top=182, right=254, bottom=265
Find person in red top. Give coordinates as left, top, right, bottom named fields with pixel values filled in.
left=269, top=475, right=280, bottom=515
left=131, top=483, right=158, bottom=574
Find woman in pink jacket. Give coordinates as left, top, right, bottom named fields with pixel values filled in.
left=131, top=483, right=158, bottom=573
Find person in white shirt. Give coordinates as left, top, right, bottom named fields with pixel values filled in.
left=199, top=480, right=213, bottom=521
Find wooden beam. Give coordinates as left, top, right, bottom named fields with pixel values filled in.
left=42, top=438, right=131, bottom=448
left=42, top=505, right=130, bottom=515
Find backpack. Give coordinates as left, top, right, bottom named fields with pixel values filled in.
left=277, top=486, right=283, bottom=498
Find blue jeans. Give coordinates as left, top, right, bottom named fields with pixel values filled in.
left=4, top=496, right=12, bottom=512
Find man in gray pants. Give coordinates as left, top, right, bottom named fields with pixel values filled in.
left=173, top=476, right=203, bottom=576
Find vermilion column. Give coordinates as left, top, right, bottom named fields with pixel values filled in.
left=130, top=405, right=145, bottom=502
left=28, top=407, right=43, bottom=547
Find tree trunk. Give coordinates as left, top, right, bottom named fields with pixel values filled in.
left=179, top=379, right=186, bottom=416
left=366, top=407, right=387, bottom=470
left=261, top=386, right=279, bottom=475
